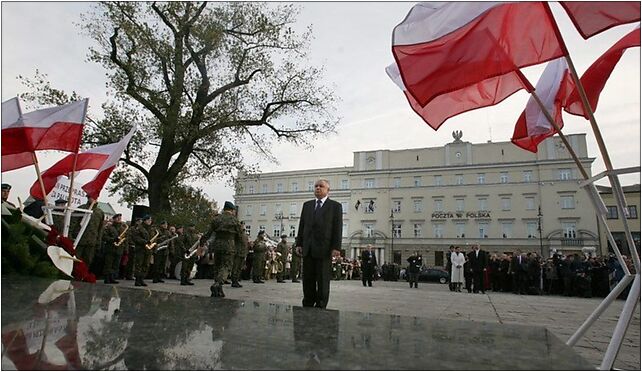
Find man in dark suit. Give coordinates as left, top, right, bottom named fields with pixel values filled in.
left=467, top=243, right=488, bottom=294
left=510, top=249, right=528, bottom=295
left=361, top=245, right=377, bottom=287
left=295, top=179, right=343, bottom=309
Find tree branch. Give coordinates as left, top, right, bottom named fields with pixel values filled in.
left=109, top=28, right=167, bottom=122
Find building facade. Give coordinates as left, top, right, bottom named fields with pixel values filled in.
left=597, top=184, right=640, bottom=256
left=235, top=133, right=600, bottom=268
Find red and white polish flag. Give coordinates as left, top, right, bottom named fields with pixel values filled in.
left=511, top=58, right=574, bottom=153
left=392, top=2, right=565, bottom=111
left=386, top=61, right=526, bottom=130
left=560, top=1, right=641, bottom=39
left=565, top=24, right=640, bottom=118
left=2, top=99, right=88, bottom=171
left=30, top=125, right=137, bottom=200
left=82, top=125, right=137, bottom=200
left=1, top=97, right=32, bottom=172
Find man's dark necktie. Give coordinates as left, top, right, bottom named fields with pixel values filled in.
left=314, top=199, right=322, bottom=214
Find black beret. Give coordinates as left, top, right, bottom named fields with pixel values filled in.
left=223, top=201, right=235, bottom=210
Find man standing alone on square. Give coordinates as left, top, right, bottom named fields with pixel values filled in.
left=361, top=245, right=377, bottom=287
left=295, top=179, right=342, bottom=309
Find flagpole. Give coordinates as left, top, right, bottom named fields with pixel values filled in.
left=515, top=70, right=590, bottom=179
left=63, top=98, right=89, bottom=238
left=519, top=72, right=629, bottom=268
left=31, top=153, right=54, bottom=225
left=563, top=53, right=641, bottom=272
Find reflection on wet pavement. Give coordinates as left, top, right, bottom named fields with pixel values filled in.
left=1, top=276, right=594, bottom=370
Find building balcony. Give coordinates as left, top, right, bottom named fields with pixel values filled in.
left=560, top=238, right=584, bottom=246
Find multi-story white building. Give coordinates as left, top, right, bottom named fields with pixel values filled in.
left=597, top=184, right=640, bottom=256
left=235, top=133, right=600, bottom=268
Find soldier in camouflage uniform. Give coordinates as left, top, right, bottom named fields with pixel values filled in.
left=200, top=201, right=243, bottom=297
left=252, top=231, right=268, bottom=284
left=167, top=225, right=179, bottom=278
left=151, top=220, right=171, bottom=283
left=275, top=234, right=289, bottom=283
left=290, top=241, right=301, bottom=283
left=180, top=224, right=200, bottom=285
left=71, top=195, right=105, bottom=267
left=124, top=217, right=141, bottom=280
left=231, top=221, right=250, bottom=288
left=131, top=215, right=154, bottom=286
left=102, top=213, right=127, bottom=284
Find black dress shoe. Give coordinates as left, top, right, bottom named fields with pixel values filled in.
left=224, top=280, right=231, bottom=285
left=153, top=279, right=160, bottom=283
left=186, top=281, right=194, bottom=285
left=292, top=280, right=300, bottom=283
left=277, top=280, right=285, bottom=283
left=231, top=282, right=242, bottom=288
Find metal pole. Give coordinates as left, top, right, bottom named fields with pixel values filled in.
left=567, top=274, right=635, bottom=347
left=538, top=206, right=544, bottom=293
left=390, top=210, right=394, bottom=258
left=600, top=274, right=641, bottom=371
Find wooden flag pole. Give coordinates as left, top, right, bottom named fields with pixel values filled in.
left=62, top=156, right=78, bottom=238
left=63, top=98, right=89, bottom=238
left=31, top=153, right=54, bottom=225
left=73, top=200, right=97, bottom=248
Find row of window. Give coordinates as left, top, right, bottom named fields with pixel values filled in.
left=363, top=221, right=577, bottom=240
left=606, top=205, right=638, bottom=220
left=355, top=195, right=574, bottom=213
left=243, top=194, right=579, bottom=219
left=243, top=169, right=577, bottom=194
left=243, top=219, right=578, bottom=241
left=363, top=169, right=572, bottom=188
left=246, top=179, right=350, bottom=194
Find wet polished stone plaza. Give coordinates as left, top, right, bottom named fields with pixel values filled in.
left=0, top=276, right=604, bottom=370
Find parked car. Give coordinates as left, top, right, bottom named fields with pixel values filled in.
left=417, top=268, right=450, bottom=284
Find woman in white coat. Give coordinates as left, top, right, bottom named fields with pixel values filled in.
left=451, top=246, right=466, bottom=292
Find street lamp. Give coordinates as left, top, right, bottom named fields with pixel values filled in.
left=537, top=205, right=544, bottom=293
left=390, top=209, right=394, bottom=261
left=537, top=206, right=544, bottom=257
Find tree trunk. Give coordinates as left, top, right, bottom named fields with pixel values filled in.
left=147, top=169, right=173, bottom=216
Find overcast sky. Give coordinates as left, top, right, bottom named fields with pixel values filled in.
left=2, top=2, right=640, bottom=217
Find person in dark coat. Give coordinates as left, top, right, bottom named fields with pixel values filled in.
left=510, top=250, right=528, bottom=295
left=360, top=245, right=378, bottom=287
left=467, top=243, right=488, bottom=294
left=406, top=251, right=423, bottom=288
left=294, top=179, right=343, bottom=309
left=446, top=245, right=455, bottom=291
left=489, top=253, right=501, bottom=291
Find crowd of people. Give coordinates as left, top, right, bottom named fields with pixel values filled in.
left=447, top=244, right=637, bottom=299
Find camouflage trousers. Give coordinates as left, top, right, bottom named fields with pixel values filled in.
left=181, top=255, right=196, bottom=280
left=213, top=250, right=234, bottom=285
left=151, top=251, right=168, bottom=280
left=231, top=253, right=246, bottom=282
left=290, top=256, right=301, bottom=280
left=252, top=252, right=266, bottom=280
left=134, top=247, right=152, bottom=278
left=76, top=243, right=97, bottom=268
left=103, top=247, right=122, bottom=277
